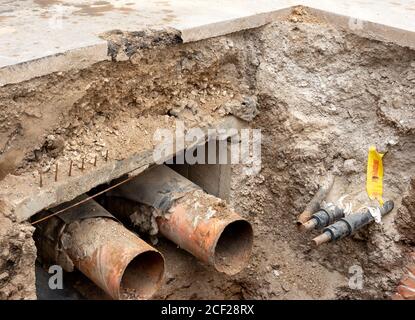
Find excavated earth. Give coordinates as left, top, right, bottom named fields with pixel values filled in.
left=1, top=9, right=415, bottom=300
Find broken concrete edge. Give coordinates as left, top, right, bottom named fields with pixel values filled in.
left=6, top=116, right=248, bottom=222
left=180, top=7, right=293, bottom=43
left=306, top=7, right=415, bottom=50
left=0, top=42, right=109, bottom=87
left=1, top=5, right=415, bottom=87
left=102, top=28, right=183, bottom=61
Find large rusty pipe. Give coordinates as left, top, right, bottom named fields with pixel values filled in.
left=64, top=217, right=164, bottom=300
left=107, top=165, right=254, bottom=275
left=157, top=196, right=253, bottom=275
left=34, top=198, right=164, bottom=300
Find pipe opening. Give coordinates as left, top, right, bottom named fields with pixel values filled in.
left=214, top=220, right=253, bottom=275
left=120, top=250, right=164, bottom=300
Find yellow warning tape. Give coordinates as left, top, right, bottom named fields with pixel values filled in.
left=366, top=145, right=384, bottom=205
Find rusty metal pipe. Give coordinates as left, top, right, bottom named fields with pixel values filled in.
left=64, top=217, right=164, bottom=300
left=107, top=165, right=254, bottom=275
left=34, top=198, right=164, bottom=300
left=157, top=199, right=253, bottom=275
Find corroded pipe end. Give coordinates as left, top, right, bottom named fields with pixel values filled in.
left=299, top=219, right=317, bottom=232
left=213, top=219, right=254, bottom=275
left=63, top=217, right=165, bottom=300
left=119, top=249, right=165, bottom=300
left=311, top=232, right=332, bottom=248
left=157, top=201, right=254, bottom=276
left=73, top=218, right=164, bottom=300
left=297, top=210, right=315, bottom=226
left=35, top=210, right=165, bottom=300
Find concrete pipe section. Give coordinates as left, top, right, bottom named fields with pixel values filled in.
left=34, top=197, right=164, bottom=300
left=107, top=165, right=254, bottom=276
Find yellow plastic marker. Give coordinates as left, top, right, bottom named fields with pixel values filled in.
left=366, top=145, right=384, bottom=205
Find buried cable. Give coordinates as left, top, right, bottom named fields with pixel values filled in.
left=300, top=203, right=345, bottom=232
left=311, top=200, right=394, bottom=247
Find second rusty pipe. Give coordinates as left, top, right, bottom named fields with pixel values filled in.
left=34, top=198, right=165, bottom=300
left=107, top=165, right=254, bottom=275
left=157, top=195, right=253, bottom=275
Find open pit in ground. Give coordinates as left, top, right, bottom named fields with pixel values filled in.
left=0, top=8, right=415, bottom=300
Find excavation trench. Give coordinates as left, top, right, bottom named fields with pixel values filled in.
left=33, top=165, right=254, bottom=299
left=1, top=11, right=415, bottom=299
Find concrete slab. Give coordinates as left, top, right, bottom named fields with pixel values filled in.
left=303, top=0, right=415, bottom=50
left=1, top=1, right=415, bottom=86
left=0, top=115, right=246, bottom=222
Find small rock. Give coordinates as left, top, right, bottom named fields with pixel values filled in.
left=1, top=248, right=9, bottom=258
left=343, top=158, right=359, bottom=174
left=387, top=139, right=398, bottom=146
left=0, top=272, right=9, bottom=281
left=281, top=282, right=291, bottom=292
